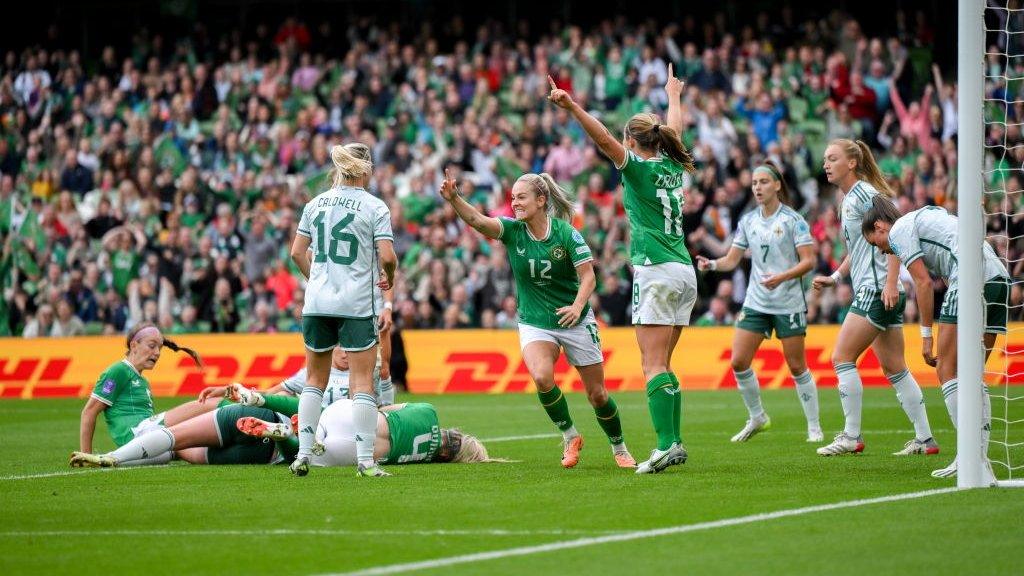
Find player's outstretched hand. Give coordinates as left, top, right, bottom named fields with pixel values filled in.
left=695, top=255, right=713, bottom=271
left=665, top=62, right=684, bottom=99
left=439, top=168, right=459, bottom=202
left=547, top=76, right=574, bottom=109
left=197, top=385, right=228, bottom=404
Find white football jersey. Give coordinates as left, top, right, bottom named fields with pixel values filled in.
left=841, top=181, right=904, bottom=293
left=297, top=186, right=393, bottom=318
left=733, top=204, right=814, bottom=314
left=888, top=206, right=1008, bottom=285
left=279, top=367, right=351, bottom=408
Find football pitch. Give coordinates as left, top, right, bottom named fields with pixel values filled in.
left=3, top=389, right=1022, bottom=575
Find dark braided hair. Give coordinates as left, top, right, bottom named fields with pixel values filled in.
left=126, top=322, right=203, bottom=368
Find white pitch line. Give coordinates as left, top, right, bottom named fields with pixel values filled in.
left=0, top=528, right=621, bottom=538
left=0, top=465, right=169, bottom=481
left=325, top=487, right=960, bottom=576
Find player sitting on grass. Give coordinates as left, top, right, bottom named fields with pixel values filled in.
left=439, top=167, right=634, bottom=469
left=233, top=386, right=499, bottom=465
left=696, top=161, right=822, bottom=443
left=70, top=382, right=298, bottom=467
left=861, top=198, right=1008, bottom=480
left=78, top=322, right=208, bottom=464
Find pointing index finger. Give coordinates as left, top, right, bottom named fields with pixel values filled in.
left=668, top=62, right=674, bottom=79
left=548, top=75, right=557, bottom=90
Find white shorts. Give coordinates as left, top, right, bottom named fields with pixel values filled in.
left=311, top=399, right=358, bottom=467
left=130, top=411, right=166, bottom=438
left=632, top=262, right=698, bottom=326
left=518, top=310, right=603, bottom=367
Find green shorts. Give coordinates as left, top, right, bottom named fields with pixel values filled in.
left=937, top=277, right=1009, bottom=335
left=210, top=404, right=277, bottom=465
left=735, top=307, right=807, bottom=339
left=850, top=287, right=906, bottom=330
left=302, top=315, right=377, bottom=352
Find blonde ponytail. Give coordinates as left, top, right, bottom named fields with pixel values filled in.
left=831, top=138, right=895, bottom=198
left=518, top=173, right=574, bottom=221
left=330, top=143, right=373, bottom=187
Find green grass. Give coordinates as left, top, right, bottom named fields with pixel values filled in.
left=2, top=389, right=1022, bottom=575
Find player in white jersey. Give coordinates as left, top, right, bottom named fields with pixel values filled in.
left=812, top=139, right=937, bottom=457
left=862, top=199, right=1010, bottom=479
left=696, top=161, right=822, bottom=443
left=288, top=142, right=397, bottom=478
left=269, top=347, right=352, bottom=407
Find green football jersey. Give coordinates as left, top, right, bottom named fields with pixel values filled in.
left=90, top=359, right=155, bottom=447
left=498, top=216, right=594, bottom=329
left=617, top=150, right=693, bottom=266
left=111, top=250, right=139, bottom=297
left=381, top=403, right=441, bottom=464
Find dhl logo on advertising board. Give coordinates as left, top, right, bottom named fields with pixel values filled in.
left=0, top=326, right=1021, bottom=398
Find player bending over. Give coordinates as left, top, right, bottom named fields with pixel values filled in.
left=812, top=139, right=937, bottom=457
left=862, top=198, right=1008, bottom=479
left=697, top=161, right=822, bottom=443
left=549, top=66, right=696, bottom=474
left=440, top=168, right=634, bottom=469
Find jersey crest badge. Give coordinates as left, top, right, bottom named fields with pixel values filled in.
left=550, top=246, right=567, bottom=261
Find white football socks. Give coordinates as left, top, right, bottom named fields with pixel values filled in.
left=352, top=392, right=379, bottom=465
left=297, top=386, right=324, bottom=458
left=108, top=428, right=175, bottom=464
left=793, top=370, right=820, bottom=427
left=888, top=369, right=933, bottom=441
left=835, top=362, right=863, bottom=438
left=734, top=368, right=765, bottom=419
left=376, top=377, right=395, bottom=406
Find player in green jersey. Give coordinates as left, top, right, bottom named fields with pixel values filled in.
left=862, top=198, right=1008, bottom=479
left=439, top=168, right=635, bottom=469
left=236, top=398, right=498, bottom=466
left=548, top=67, right=696, bottom=474
left=71, top=381, right=299, bottom=467
left=812, top=139, right=936, bottom=457
left=696, top=161, right=822, bottom=443
left=76, top=323, right=205, bottom=462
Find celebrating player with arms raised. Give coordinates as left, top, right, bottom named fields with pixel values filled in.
left=439, top=168, right=634, bottom=469
left=549, top=65, right=696, bottom=474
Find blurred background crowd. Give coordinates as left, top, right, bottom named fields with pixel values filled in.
left=1, top=1, right=1021, bottom=345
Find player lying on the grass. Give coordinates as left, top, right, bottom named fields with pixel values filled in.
left=439, top=167, right=635, bottom=469
left=237, top=396, right=498, bottom=465
left=811, top=139, right=937, bottom=457
left=548, top=66, right=695, bottom=474
left=78, top=322, right=208, bottom=463
left=70, top=383, right=299, bottom=467
left=696, top=161, right=822, bottom=443
left=861, top=198, right=1009, bottom=480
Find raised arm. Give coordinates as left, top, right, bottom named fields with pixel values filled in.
left=547, top=76, right=626, bottom=168
left=439, top=169, right=502, bottom=240
left=664, top=63, right=685, bottom=135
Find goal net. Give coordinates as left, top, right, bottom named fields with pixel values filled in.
left=978, top=0, right=1024, bottom=487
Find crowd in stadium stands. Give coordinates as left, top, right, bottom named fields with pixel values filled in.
left=0, top=9, right=1021, bottom=344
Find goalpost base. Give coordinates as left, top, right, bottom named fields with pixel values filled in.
left=994, top=480, right=1024, bottom=489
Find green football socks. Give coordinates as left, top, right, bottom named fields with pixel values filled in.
left=594, top=396, right=624, bottom=445
left=537, top=385, right=574, bottom=432
left=647, top=372, right=679, bottom=450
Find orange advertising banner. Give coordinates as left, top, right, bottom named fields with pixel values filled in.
left=0, top=325, right=1021, bottom=398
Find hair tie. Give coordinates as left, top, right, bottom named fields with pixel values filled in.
left=753, top=165, right=780, bottom=181
left=652, top=124, right=661, bottom=134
